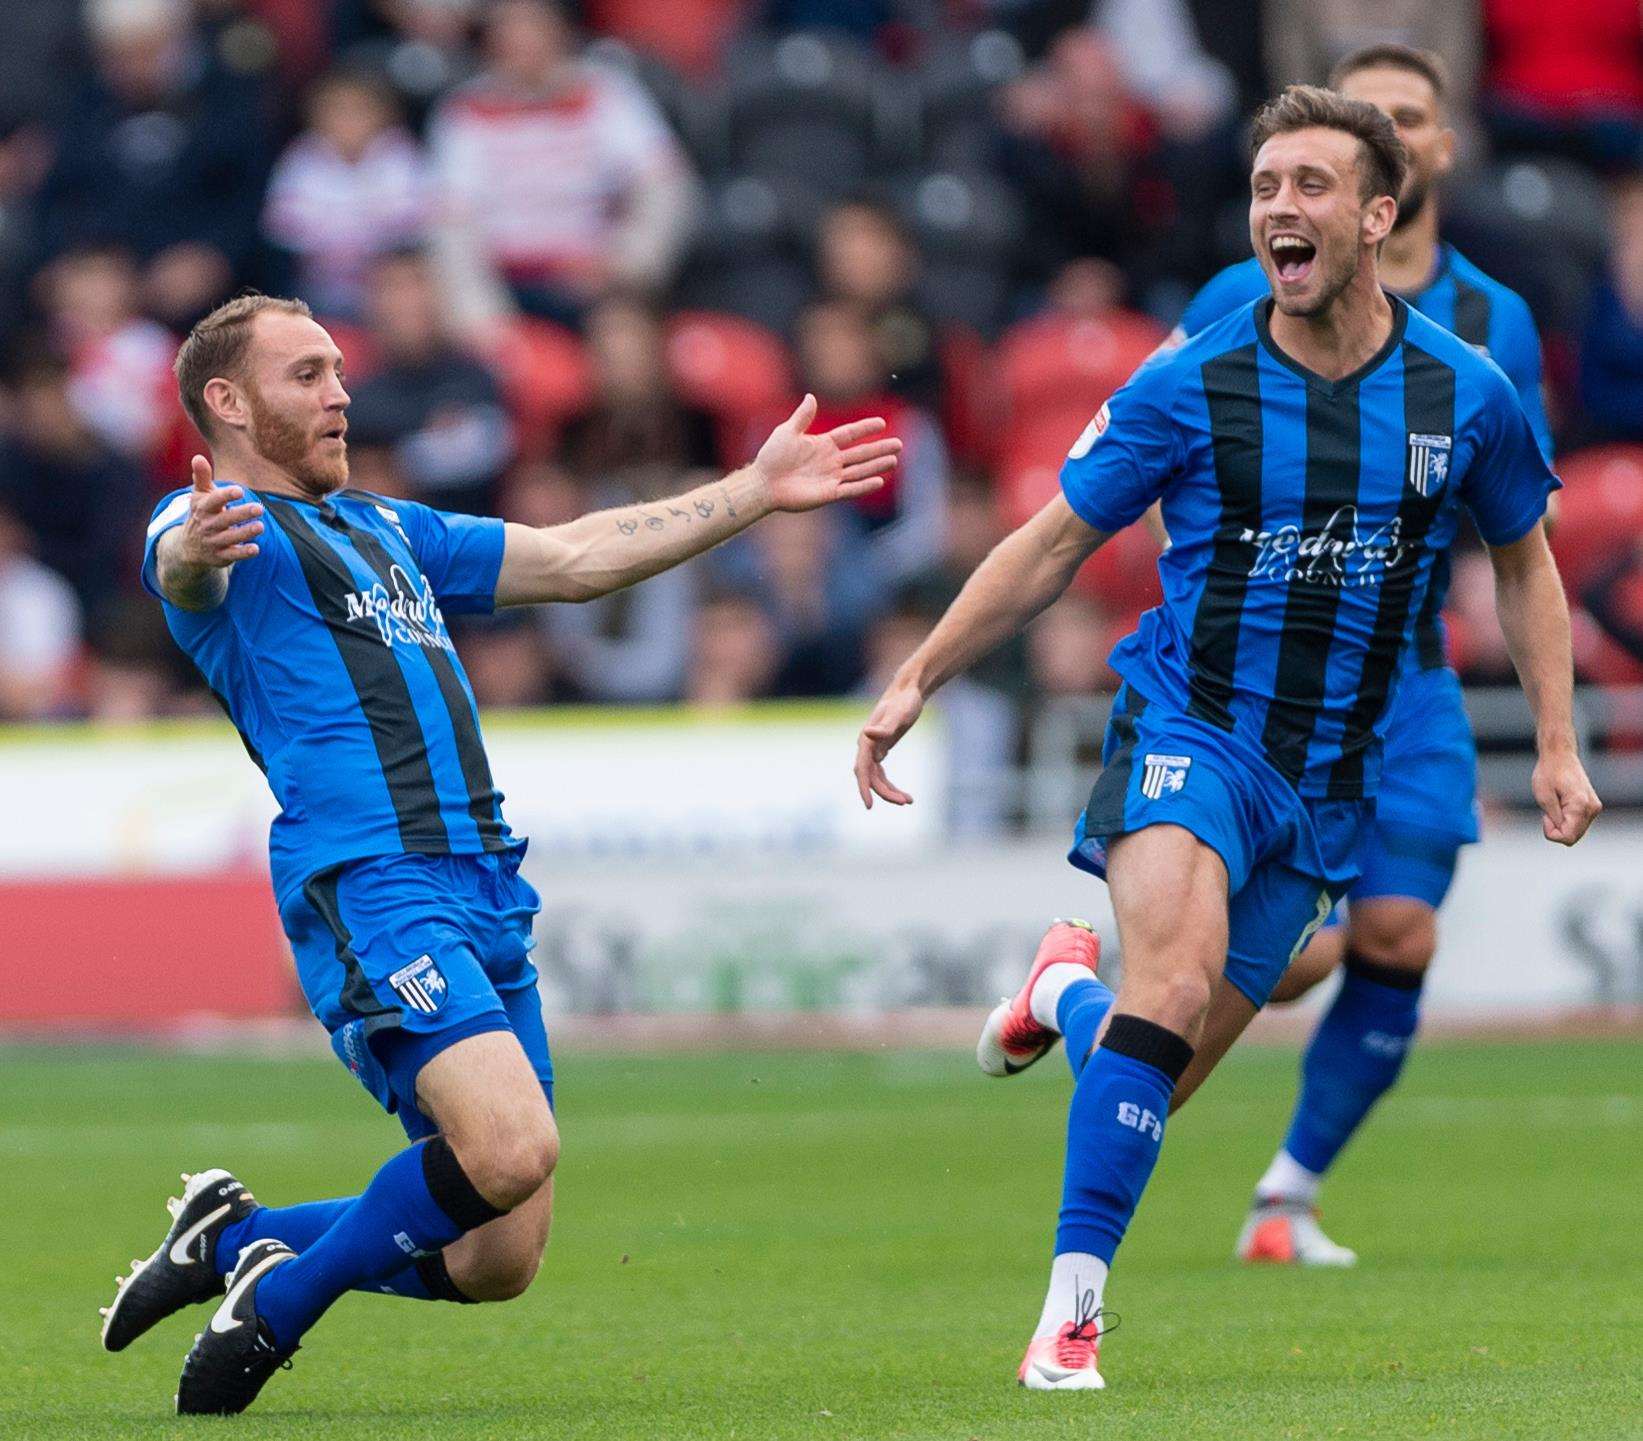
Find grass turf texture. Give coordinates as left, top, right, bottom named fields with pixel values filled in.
left=2, top=1040, right=1638, bottom=1440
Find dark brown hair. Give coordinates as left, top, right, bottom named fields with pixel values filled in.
left=1250, top=84, right=1409, bottom=205
left=1328, top=44, right=1450, bottom=104
left=173, top=293, right=312, bottom=439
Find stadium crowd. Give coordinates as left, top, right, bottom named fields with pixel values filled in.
left=0, top=0, right=1640, bottom=740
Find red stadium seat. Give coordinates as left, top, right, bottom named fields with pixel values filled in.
left=665, top=310, right=794, bottom=453
left=994, top=310, right=1166, bottom=504
left=1549, top=445, right=1643, bottom=592
left=582, top=0, right=749, bottom=78
left=487, top=318, right=593, bottom=457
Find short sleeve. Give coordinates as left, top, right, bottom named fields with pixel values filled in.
left=1059, top=356, right=1183, bottom=533
left=141, top=488, right=192, bottom=598
left=1490, top=290, right=1555, bottom=464
left=392, top=500, right=506, bottom=614
left=1462, top=364, right=1561, bottom=547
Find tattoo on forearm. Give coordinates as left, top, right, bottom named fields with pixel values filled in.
left=695, top=499, right=714, bottom=519
left=617, top=518, right=638, bottom=535
left=720, top=487, right=738, bottom=519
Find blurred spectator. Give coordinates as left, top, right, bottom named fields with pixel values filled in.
left=451, top=612, right=560, bottom=706
left=0, top=0, right=81, bottom=129
left=685, top=588, right=781, bottom=707
left=0, top=503, right=81, bottom=721
left=1027, top=592, right=1117, bottom=698
left=427, top=0, right=700, bottom=335
left=0, top=352, right=147, bottom=617
left=711, top=507, right=882, bottom=696
left=1445, top=551, right=1518, bottom=684
left=1262, top=1, right=1481, bottom=114
left=901, top=469, right=1029, bottom=696
left=346, top=248, right=514, bottom=513
left=1482, top=0, right=1643, bottom=172
left=763, top=0, right=892, bottom=45
left=793, top=298, right=949, bottom=588
left=816, top=197, right=944, bottom=410
left=994, top=29, right=1168, bottom=297
left=559, top=291, right=719, bottom=493
left=1580, top=179, right=1643, bottom=441
left=860, top=590, right=1018, bottom=836
left=1092, top=0, right=1236, bottom=143
left=333, top=0, right=483, bottom=125
left=0, top=115, right=51, bottom=352
left=81, top=596, right=189, bottom=720
left=39, top=0, right=274, bottom=329
left=262, top=68, right=430, bottom=321
left=36, top=245, right=177, bottom=461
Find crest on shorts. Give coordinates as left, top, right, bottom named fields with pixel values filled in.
left=1141, top=753, right=1191, bottom=799
left=1406, top=432, right=1452, bottom=497
left=388, top=954, right=447, bottom=1014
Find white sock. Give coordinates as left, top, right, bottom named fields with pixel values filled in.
left=1028, top=964, right=1093, bottom=1032
left=1256, top=1148, right=1322, bottom=1205
left=1033, top=1251, right=1109, bottom=1339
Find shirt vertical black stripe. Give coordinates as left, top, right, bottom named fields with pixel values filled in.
left=1450, top=278, right=1493, bottom=351
left=330, top=512, right=508, bottom=851
left=1329, top=343, right=1455, bottom=794
left=1259, top=382, right=1362, bottom=783
left=265, top=497, right=451, bottom=852
left=1186, top=345, right=1264, bottom=732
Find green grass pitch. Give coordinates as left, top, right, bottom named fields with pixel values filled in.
left=3, top=1039, right=1638, bottom=1439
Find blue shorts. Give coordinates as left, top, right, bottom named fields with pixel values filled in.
left=1351, top=664, right=1478, bottom=908
left=281, top=848, right=553, bottom=1140
left=1070, top=686, right=1370, bottom=1009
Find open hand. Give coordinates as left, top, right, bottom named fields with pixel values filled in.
left=753, top=394, right=902, bottom=513
left=854, top=676, right=925, bottom=808
left=1532, top=748, right=1602, bottom=845
left=175, top=455, right=263, bottom=568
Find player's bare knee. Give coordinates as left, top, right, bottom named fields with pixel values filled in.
left=478, top=1132, right=556, bottom=1211
left=1120, top=966, right=1212, bottom=1037
left=1349, top=907, right=1436, bottom=976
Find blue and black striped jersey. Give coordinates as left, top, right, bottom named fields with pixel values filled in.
left=1175, top=244, right=1553, bottom=672
left=143, top=487, right=515, bottom=905
left=1061, top=297, right=1557, bottom=800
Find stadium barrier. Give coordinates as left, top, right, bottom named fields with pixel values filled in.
left=3, top=706, right=1640, bottom=1030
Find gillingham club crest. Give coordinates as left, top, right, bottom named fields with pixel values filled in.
left=1406, top=432, right=1452, bottom=497
left=388, top=955, right=448, bottom=1014
left=1141, top=753, right=1192, bottom=800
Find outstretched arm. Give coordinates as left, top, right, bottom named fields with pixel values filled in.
left=153, top=455, right=266, bottom=612
left=854, top=494, right=1108, bottom=807
left=494, top=396, right=900, bottom=606
left=1487, top=524, right=1602, bottom=844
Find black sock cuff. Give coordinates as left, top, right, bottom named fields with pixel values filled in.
left=1101, top=1013, right=1195, bottom=1085
left=415, top=1250, right=478, bottom=1303
left=421, top=1135, right=506, bottom=1231
left=1343, top=952, right=1426, bottom=991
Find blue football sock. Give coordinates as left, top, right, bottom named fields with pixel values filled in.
left=1281, top=957, right=1423, bottom=1178
left=252, top=1136, right=502, bottom=1347
left=1056, top=1015, right=1193, bottom=1263
left=214, top=1199, right=351, bottom=1277
left=1056, top=976, right=1117, bottom=1081
left=215, top=1199, right=444, bottom=1300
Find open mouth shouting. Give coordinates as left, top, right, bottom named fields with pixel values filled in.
left=1268, top=232, right=1317, bottom=286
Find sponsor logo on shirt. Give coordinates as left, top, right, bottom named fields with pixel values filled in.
left=1240, top=506, right=1410, bottom=588
left=343, top=564, right=453, bottom=651
left=1067, top=402, right=1111, bottom=460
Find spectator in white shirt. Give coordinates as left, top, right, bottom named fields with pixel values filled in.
left=427, top=0, right=700, bottom=335
left=0, top=505, right=81, bottom=720
left=262, top=67, right=430, bottom=321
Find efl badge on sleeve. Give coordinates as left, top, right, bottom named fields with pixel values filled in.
left=389, top=955, right=448, bottom=1014
left=1406, top=432, right=1452, bottom=497
left=1141, top=754, right=1192, bottom=800
left=1068, top=402, right=1111, bottom=460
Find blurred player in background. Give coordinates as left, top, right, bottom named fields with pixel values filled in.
left=1168, top=46, right=1557, bottom=1268
left=856, top=86, right=1597, bottom=1391
left=102, top=294, right=900, bottom=1414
